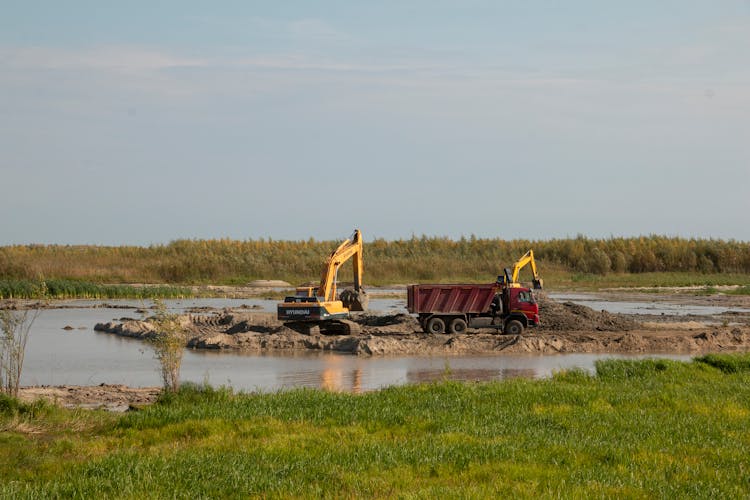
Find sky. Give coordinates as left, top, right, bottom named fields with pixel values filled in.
left=1, top=1, right=749, bottom=245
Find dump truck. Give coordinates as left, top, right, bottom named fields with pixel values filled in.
left=406, top=250, right=542, bottom=335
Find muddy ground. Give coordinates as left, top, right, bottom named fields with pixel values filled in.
left=89, top=292, right=750, bottom=357
left=15, top=290, right=750, bottom=410
left=17, top=385, right=161, bottom=412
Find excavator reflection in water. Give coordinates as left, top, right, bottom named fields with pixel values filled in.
left=277, top=229, right=368, bottom=335
left=320, top=356, right=363, bottom=393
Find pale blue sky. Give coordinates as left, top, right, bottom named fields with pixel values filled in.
left=1, top=1, right=749, bottom=244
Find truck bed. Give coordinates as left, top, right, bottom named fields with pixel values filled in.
left=406, top=284, right=498, bottom=314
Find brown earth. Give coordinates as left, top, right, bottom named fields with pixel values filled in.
left=91, top=294, right=750, bottom=356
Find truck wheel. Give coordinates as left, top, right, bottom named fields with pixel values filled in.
left=449, top=318, right=467, bottom=334
left=425, top=317, right=446, bottom=334
left=504, top=319, right=524, bottom=335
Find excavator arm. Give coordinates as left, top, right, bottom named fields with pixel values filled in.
left=317, top=229, right=367, bottom=309
left=508, top=250, right=543, bottom=289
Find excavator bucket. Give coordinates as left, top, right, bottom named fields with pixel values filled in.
left=532, top=279, right=544, bottom=290
left=340, top=289, right=369, bottom=311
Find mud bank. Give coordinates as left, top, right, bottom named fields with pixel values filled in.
left=93, top=297, right=750, bottom=356
left=17, top=385, right=161, bottom=412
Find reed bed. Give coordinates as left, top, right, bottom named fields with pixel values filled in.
left=1, top=236, right=749, bottom=292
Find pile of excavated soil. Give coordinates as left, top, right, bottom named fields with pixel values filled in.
left=353, top=313, right=421, bottom=333
left=537, top=296, right=640, bottom=332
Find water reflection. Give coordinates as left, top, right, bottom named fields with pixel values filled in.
left=548, top=294, right=750, bottom=316
left=316, top=356, right=363, bottom=393
left=407, top=368, right=501, bottom=384
left=19, top=300, right=697, bottom=393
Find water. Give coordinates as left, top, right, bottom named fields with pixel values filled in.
left=17, top=295, right=699, bottom=392
left=548, top=293, right=750, bottom=316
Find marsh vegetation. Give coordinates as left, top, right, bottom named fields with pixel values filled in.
left=1, top=236, right=749, bottom=299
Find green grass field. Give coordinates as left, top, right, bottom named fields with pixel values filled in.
left=2, top=355, right=749, bottom=498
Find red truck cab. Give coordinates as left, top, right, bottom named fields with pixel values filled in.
left=504, top=286, right=540, bottom=330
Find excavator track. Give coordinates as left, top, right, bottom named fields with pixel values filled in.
left=283, top=322, right=321, bottom=336
left=284, top=319, right=360, bottom=336
left=318, top=319, right=361, bottom=335
left=333, top=319, right=361, bottom=336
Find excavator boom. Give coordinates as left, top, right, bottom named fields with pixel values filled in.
left=507, top=250, right=543, bottom=289
left=317, top=229, right=364, bottom=303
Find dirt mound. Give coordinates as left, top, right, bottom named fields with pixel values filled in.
left=355, top=313, right=419, bottom=328
left=537, top=295, right=639, bottom=332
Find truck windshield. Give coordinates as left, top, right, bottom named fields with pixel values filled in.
left=517, top=291, right=535, bottom=304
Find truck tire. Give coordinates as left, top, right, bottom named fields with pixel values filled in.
left=425, top=317, right=446, bottom=334
left=504, top=319, right=524, bottom=335
left=449, top=317, right=467, bottom=334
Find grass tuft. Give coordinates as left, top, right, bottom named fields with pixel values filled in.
left=694, top=352, right=750, bottom=373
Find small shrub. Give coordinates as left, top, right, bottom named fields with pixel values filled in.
left=0, top=308, right=40, bottom=397
left=148, top=300, right=187, bottom=393
left=0, top=392, right=20, bottom=414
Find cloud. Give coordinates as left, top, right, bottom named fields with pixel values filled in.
left=287, top=18, right=350, bottom=42
left=2, top=41, right=747, bottom=108
left=1, top=45, right=207, bottom=73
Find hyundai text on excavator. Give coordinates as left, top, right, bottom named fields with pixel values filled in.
left=407, top=249, right=543, bottom=335
left=277, top=229, right=369, bottom=335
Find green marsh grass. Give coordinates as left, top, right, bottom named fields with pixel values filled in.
left=0, top=279, right=192, bottom=300
left=2, top=357, right=750, bottom=497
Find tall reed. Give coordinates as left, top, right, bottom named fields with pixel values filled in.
left=1, top=236, right=748, bottom=286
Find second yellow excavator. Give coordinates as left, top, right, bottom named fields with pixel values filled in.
left=499, top=249, right=544, bottom=289
left=277, top=229, right=369, bottom=335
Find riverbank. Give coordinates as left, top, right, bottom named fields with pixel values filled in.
left=17, top=385, right=161, bottom=412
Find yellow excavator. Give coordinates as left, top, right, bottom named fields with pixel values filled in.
left=500, top=249, right=543, bottom=289
left=277, top=229, right=369, bottom=335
